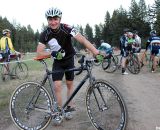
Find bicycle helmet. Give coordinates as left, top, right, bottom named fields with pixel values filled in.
left=123, top=28, right=130, bottom=33
left=45, top=7, right=62, bottom=19
left=128, top=32, right=133, bottom=36
left=150, top=30, right=156, bottom=36
left=133, top=30, right=138, bottom=34
left=2, top=29, right=11, bottom=35
left=100, top=40, right=104, bottom=43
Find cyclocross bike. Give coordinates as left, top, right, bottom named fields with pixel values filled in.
left=0, top=53, right=28, bottom=81
left=9, top=55, right=127, bottom=130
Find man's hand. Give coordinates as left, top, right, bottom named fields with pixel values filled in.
left=95, top=54, right=104, bottom=63
left=51, top=51, right=63, bottom=60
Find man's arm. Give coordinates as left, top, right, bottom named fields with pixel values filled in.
left=74, top=33, right=99, bottom=56
left=36, top=43, right=51, bottom=57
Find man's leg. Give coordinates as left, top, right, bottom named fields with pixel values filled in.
left=66, top=80, right=74, bottom=107
left=54, top=80, right=62, bottom=106
left=152, top=56, right=158, bottom=72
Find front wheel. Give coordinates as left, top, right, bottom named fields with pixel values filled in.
left=15, top=62, right=28, bottom=79
left=86, top=80, right=127, bottom=130
left=102, top=55, right=117, bottom=73
left=9, top=82, right=52, bottom=130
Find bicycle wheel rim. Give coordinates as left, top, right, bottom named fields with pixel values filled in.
left=9, top=82, right=52, bottom=130
left=86, top=80, right=127, bottom=130
left=15, top=62, right=28, bottom=80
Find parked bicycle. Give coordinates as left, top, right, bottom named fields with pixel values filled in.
left=10, top=55, right=127, bottom=130
left=0, top=53, right=28, bottom=81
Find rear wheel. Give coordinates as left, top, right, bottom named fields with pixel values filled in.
left=86, top=80, right=127, bottom=130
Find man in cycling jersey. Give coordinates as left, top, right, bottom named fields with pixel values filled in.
left=120, top=29, right=133, bottom=75
left=132, top=30, right=141, bottom=53
left=147, top=30, right=160, bottom=72
left=0, top=29, right=15, bottom=61
left=98, top=40, right=112, bottom=55
left=36, top=7, right=103, bottom=118
left=0, top=29, right=17, bottom=81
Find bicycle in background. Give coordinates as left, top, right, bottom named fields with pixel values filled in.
left=0, top=53, right=28, bottom=81
left=10, top=55, right=127, bottom=130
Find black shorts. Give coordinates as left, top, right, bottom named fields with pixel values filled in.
left=151, top=49, right=159, bottom=56
left=121, top=45, right=132, bottom=57
left=52, top=56, right=75, bottom=81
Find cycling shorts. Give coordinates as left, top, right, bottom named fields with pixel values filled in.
left=52, top=56, right=75, bottom=81
left=151, top=49, right=160, bottom=56
left=121, top=45, right=132, bottom=57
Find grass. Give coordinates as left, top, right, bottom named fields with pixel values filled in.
left=0, top=53, right=53, bottom=110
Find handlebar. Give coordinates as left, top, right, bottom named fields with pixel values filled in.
left=34, top=55, right=96, bottom=76
left=75, top=55, right=96, bottom=75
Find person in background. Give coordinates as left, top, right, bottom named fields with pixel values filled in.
left=0, top=29, right=16, bottom=81
left=120, top=28, right=130, bottom=75
left=0, top=29, right=15, bottom=61
left=98, top=40, right=112, bottom=55
left=147, top=30, right=160, bottom=72
left=36, top=7, right=104, bottom=120
left=132, top=30, right=141, bottom=53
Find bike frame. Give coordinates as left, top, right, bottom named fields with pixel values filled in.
left=38, top=59, right=95, bottom=112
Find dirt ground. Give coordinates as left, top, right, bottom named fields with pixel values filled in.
left=1, top=60, right=160, bottom=130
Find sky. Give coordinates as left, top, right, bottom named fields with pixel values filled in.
left=0, top=0, right=155, bottom=32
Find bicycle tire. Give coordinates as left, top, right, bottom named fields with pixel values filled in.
left=10, top=82, right=52, bottom=130
left=86, top=79, right=127, bottom=130
left=127, top=56, right=140, bottom=74
left=93, top=60, right=101, bottom=66
left=102, top=56, right=117, bottom=73
left=15, top=62, right=28, bottom=80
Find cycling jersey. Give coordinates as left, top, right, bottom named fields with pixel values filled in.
left=98, top=42, right=112, bottom=54
left=147, top=36, right=160, bottom=55
left=0, top=36, right=15, bottom=53
left=39, top=23, right=79, bottom=60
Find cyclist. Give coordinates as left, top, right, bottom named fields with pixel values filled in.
left=0, top=29, right=15, bottom=61
left=0, top=29, right=16, bottom=81
left=140, top=30, right=157, bottom=67
left=36, top=7, right=104, bottom=118
left=132, top=30, right=141, bottom=53
left=98, top=40, right=112, bottom=56
left=147, top=30, right=160, bottom=72
left=120, top=29, right=131, bottom=75
left=132, top=30, right=141, bottom=63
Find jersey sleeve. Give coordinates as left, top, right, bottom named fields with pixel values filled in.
left=39, top=31, right=47, bottom=45
left=63, top=24, right=79, bottom=37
